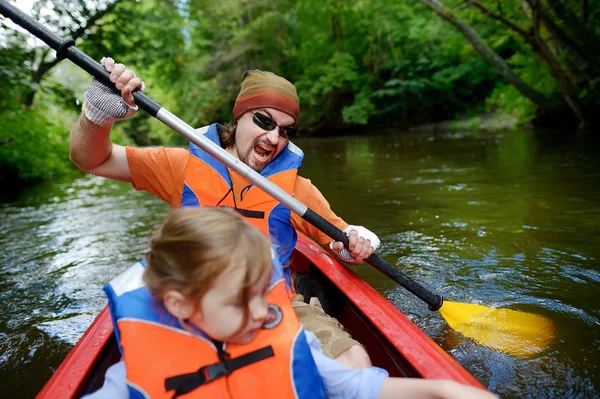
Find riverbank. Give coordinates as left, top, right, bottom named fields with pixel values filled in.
left=409, top=113, right=519, bottom=133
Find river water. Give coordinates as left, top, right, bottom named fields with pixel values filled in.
left=1, top=129, right=599, bottom=398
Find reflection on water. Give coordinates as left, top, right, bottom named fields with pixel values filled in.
left=1, top=129, right=599, bottom=398
left=0, top=177, right=170, bottom=397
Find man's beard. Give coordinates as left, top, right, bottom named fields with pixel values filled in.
left=242, top=151, right=265, bottom=173
left=241, top=138, right=275, bottom=173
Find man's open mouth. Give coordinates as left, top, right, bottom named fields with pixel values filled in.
left=253, top=143, right=273, bottom=161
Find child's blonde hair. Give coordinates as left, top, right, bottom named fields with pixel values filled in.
left=144, top=207, right=273, bottom=322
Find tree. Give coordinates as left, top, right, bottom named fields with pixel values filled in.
left=21, top=0, right=123, bottom=107
left=463, top=0, right=593, bottom=124
left=419, top=0, right=556, bottom=109
left=420, top=0, right=600, bottom=126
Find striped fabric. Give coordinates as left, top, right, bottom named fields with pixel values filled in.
left=233, top=70, right=299, bottom=122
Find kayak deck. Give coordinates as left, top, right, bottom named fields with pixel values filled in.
left=37, top=233, right=484, bottom=398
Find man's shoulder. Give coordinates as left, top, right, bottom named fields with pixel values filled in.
left=295, top=175, right=312, bottom=186
left=125, top=146, right=189, bottom=170
left=294, top=176, right=320, bottom=199
left=125, top=145, right=188, bottom=150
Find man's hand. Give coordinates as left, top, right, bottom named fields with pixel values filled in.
left=330, top=225, right=380, bottom=264
left=83, top=57, right=145, bottom=127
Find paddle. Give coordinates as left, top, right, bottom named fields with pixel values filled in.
left=0, top=1, right=553, bottom=357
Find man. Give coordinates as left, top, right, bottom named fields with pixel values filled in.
left=70, top=58, right=380, bottom=368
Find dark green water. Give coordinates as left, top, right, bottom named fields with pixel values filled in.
left=1, top=129, right=598, bottom=398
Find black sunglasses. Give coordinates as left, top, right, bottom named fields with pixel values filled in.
left=250, top=110, right=297, bottom=139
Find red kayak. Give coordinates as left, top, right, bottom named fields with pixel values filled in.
left=37, top=233, right=485, bottom=398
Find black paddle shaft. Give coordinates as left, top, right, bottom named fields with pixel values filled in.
left=304, top=209, right=443, bottom=310
left=0, top=1, right=444, bottom=311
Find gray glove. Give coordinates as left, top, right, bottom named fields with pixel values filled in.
left=83, top=76, right=138, bottom=127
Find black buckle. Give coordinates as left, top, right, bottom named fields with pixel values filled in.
left=165, top=361, right=230, bottom=398
left=165, top=346, right=274, bottom=398
left=200, top=361, right=229, bottom=383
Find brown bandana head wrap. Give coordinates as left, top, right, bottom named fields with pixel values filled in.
left=232, top=70, right=299, bottom=122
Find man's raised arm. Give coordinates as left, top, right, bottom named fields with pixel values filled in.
left=70, top=113, right=131, bottom=182
left=69, top=57, right=144, bottom=183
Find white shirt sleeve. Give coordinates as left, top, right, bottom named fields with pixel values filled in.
left=304, top=330, right=388, bottom=399
left=81, top=360, right=128, bottom=399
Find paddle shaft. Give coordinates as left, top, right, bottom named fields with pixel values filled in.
left=1, top=1, right=444, bottom=311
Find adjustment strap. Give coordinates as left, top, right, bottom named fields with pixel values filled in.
left=165, top=346, right=274, bottom=398
left=234, top=208, right=265, bottom=219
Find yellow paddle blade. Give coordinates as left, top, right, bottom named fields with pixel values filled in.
left=439, top=300, right=554, bottom=357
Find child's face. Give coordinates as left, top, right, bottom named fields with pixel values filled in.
left=189, top=265, right=271, bottom=344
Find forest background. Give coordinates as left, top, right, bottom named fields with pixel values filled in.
left=1, top=0, right=599, bottom=183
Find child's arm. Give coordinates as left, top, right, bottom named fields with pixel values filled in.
left=305, top=330, right=496, bottom=399
left=305, top=330, right=388, bottom=399
left=379, top=378, right=498, bottom=399
left=81, top=360, right=128, bottom=399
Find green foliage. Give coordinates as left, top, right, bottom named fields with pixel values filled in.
left=442, top=0, right=600, bottom=125
left=1, top=0, right=598, bottom=184
left=466, top=116, right=482, bottom=129
left=0, top=108, right=72, bottom=182
left=79, top=0, right=185, bottom=86
left=296, top=52, right=365, bottom=125
left=486, top=48, right=556, bottom=124
left=41, top=81, right=81, bottom=114
left=0, top=30, right=36, bottom=108
left=487, top=83, right=537, bottom=125
left=342, top=88, right=376, bottom=125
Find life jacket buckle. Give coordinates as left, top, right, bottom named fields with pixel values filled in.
left=200, top=361, right=229, bottom=383
left=165, top=346, right=275, bottom=398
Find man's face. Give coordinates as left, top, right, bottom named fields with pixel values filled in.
left=230, top=108, right=294, bottom=173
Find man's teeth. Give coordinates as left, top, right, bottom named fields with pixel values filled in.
left=254, top=145, right=272, bottom=158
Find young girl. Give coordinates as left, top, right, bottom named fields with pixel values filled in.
left=86, top=207, right=496, bottom=399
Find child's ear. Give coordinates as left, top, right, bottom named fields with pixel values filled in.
left=163, top=290, right=194, bottom=319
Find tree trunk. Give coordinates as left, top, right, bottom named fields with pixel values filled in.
left=543, top=23, right=584, bottom=85
left=535, top=39, right=588, bottom=124
left=539, top=6, right=600, bottom=72
left=464, top=0, right=590, bottom=124
left=522, top=1, right=589, bottom=125
left=22, top=0, right=122, bottom=108
left=331, top=12, right=343, bottom=42
left=23, top=57, right=61, bottom=108
left=545, top=0, right=600, bottom=62
left=245, top=2, right=261, bottom=68
left=581, top=0, right=588, bottom=25
left=419, top=0, right=557, bottom=110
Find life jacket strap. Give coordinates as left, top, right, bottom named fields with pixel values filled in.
left=233, top=208, right=265, bottom=219
left=165, top=346, right=275, bottom=398
left=218, top=205, right=265, bottom=219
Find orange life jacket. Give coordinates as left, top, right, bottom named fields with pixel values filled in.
left=105, top=260, right=326, bottom=399
left=179, top=124, right=303, bottom=268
